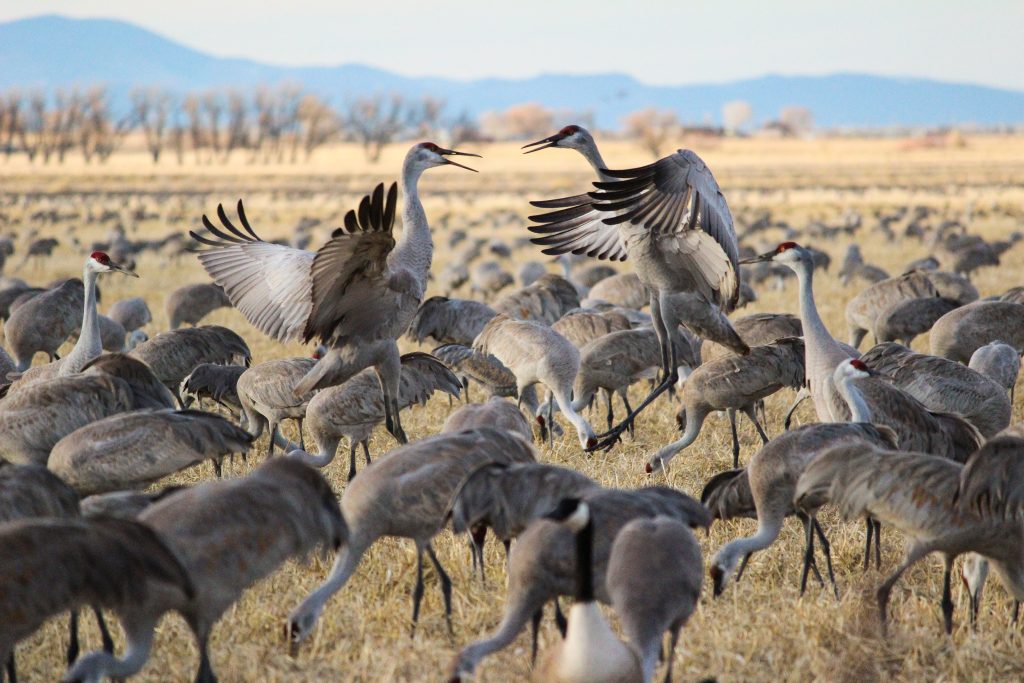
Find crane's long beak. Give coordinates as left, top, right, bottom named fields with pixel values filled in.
left=112, top=261, right=139, bottom=277
left=738, top=251, right=775, bottom=265
left=522, top=133, right=565, bottom=154
left=440, top=148, right=481, bottom=172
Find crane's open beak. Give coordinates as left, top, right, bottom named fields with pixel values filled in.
left=522, top=132, right=567, bottom=154
left=440, top=148, right=481, bottom=172
left=739, top=250, right=775, bottom=265
left=112, top=261, right=139, bottom=277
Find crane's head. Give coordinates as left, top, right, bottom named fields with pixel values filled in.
left=739, top=241, right=808, bottom=268
left=88, top=251, right=139, bottom=277
left=836, top=357, right=881, bottom=381
left=408, top=142, right=481, bottom=172
left=522, top=124, right=594, bottom=154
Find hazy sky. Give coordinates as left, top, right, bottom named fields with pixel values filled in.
left=3, top=1, right=1023, bottom=90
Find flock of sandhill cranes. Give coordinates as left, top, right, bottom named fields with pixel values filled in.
left=0, top=126, right=1022, bottom=683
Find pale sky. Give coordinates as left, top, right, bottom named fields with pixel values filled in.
left=3, top=1, right=1023, bottom=91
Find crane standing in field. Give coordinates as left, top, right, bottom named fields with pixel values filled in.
left=191, top=143, right=480, bottom=444
left=524, top=125, right=743, bottom=450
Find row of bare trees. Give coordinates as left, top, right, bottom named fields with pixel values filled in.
left=0, top=86, right=816, bottom=164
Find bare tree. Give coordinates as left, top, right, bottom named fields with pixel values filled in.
left=779, top=106, right=814, bottom=136
left=480, top=102, right=554, bottom=140
left=0, top=91, right=19, bottom=159
left=132, top=88, right=173, bottom=163
left=408, top=96, right=446, bottom=138
left=80, top=86, right=132, bottom=163
left=447, top=110, right=485, bottom=147
left=202, top=92, right=224, bottom=156
left=183, top=94, right=206, bottom=163
left=297, top=93, right=338, bottom=160
left=722, top=100, right=753, bottom=134
left=223, top=90, right=250, bottom=161
left=343, top=93, right=408, bottom=163
left=622, top=107, right=679, bottom=157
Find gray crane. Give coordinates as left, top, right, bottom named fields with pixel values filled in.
left=286, top=353, right=461, bottom=479
left=969, top=341, right=1021, bottom=401
left=0, top=517, right=193, bottom=683
left=930, top=301, right=1024, bottom=363
left=442, top=397, right=534, bottom=443
left=165, top=283, right=232, bottom=329
left=286, top=427, right=534, bottom=652
left=140, top=458, right=345, bottom=683
left=407, top=296, right=497, bottom=346
left=180, top=363, right=247, bottom=416
left=524, top=125, right=744, bottom=449
left=192, top=144, right=479, bottom=444
left=48, top=409, right=253, bottom=494
left=492, top=273, right=580, bottom=325
left=107, top=296, right=152, bottom=333
left=237, top=357, right=318, bottom=456
left=844, top=270, right=937, bottom=349
left=5, top=278, right=82, bottom=371
left=131, top=325, right=251, bottom=402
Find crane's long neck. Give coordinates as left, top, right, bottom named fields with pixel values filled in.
left=793, top=260, right=848, bottom=420
left=837, top=372, right=873, bottom=423
left=394, top=163, right=433, bottom=285
left=59, top=266, right=101, bottom=376
left=580, top=141, right=615, bottom=184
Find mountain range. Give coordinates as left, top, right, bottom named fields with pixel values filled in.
left=1, top=14, right=1022, bottom=129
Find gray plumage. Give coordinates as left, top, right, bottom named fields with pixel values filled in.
left=80, top=486, right=188, bottom=520
left=446, top=486, right=710, bottom=681
left=585, top=272, right=648, bottom=309
left=141, top=458, right=345, bottom=683
left=131, top=325, right=252, bottom=397
left=551, top=309, right=631, bottom=349
left=237, top=357, right=317, bottom=456
left=700, top=468, right=755, bottom=522
left=48, top=409, right=254, bottom=495
left=845, top=271, right=937, bottom=349
left=165, top=283, right=232, bottom=329
left=701, top=312, right=801, bottom=363
left=926, top=270, right=979, bottom=305
left=872, top=297, right=960, bottom=346
left=861, top=343, right=1011, bottom=438
left=180, top=363, right=247, bottom=413
left=5, top=278, right=83, bottom=371
left=406, top=296, right=497, bottom=345
left=930, top=301, right=1024, bottom=364
left=287, top=353, right=462, bottom=477
left=83, top=353, right=178, bottom=410
left=0, top=516, right=193, bottom=683
left=107, top=296, right=152, bottom=332
left=493, top=274, right=581, bottom=325
left=442, top=397, right=533, bottom=443
left=287, top=427, right=536, bottom=649
left=969, top=341, right=1021, bottom=397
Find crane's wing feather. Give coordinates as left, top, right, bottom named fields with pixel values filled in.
left=190, top=200, right=314, bottom=342
left=304, top=182, right=400, bottom=343
left=591, top=150, right=740, bottom=309
left=527, top=193, right=628, bottom=261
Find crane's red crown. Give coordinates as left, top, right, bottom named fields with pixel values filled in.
left=776, top=242, right=800, bottom=253
left=91, top=251, right=111, bottom=265
left=418, top=142, right=442, bottom=152
left=559, top=125, right=581, bottom=136
left=850, top=359, right=869, bottom=371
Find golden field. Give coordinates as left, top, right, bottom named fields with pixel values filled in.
left=6, top=135, right=1024, bottom=682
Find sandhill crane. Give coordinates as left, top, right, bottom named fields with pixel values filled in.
left=873, top=296, right=960, bottom=346
left=470, top=261, right=514, bottom=298
left=446, top=486, right=710, bottom=681
left=700, top=312, right=802, bottom=362
left=532, top=499, right=643, bottom=683
left=518, top=260, right=548, bottom=287
left=585, top=272, right=648, bottom=309
left=287, top=428, right=535, bottom=650
left=5, top=278, right=82, bottom=371
left=0, top=465, right=114, bottom=676
left=165, top=283, right=232, bottom=329
left=286, top=353, right=461, bottom=478
left=969, top=341, right=1021, bottom=401
left=237, top=357, right=317, bottom=455
left=741, top=243, right=983, bottom=461
left=524, top=125, right=743, bottom=449
left=551, top=309, right=631, bottom=349
left=442, top=397, right=533, bottom=442
left=107, top=296, right=152, bottom=332
left=49, top=409, right=253, bottom=494
left=0, top=516, right=193, bottom=683
left=80, top=486, right=187, bottom=520
left=926, top=270, right=979, bottom=306
left=708, top=358, right=899, bottom=596
left=192, top=144, right=480, bottom=444
left=604, top=515, right=703, bottom=683
left=8, top=252, right=138, bottom=385
left=795, top=443, right=1024, bottom=634
left=650, top=337, right=805, bottom=471
left=82, top=353, right=178, bottom=410
left=860, top=343, right=1011, bottom=438
left=140, top=458, right=345, bottom=683
left=180, top=363, right=247, bottom=415
left=431, top=343, right=543, bottom=419
left=838, top=245, right=889, bottom=286
left=473, top=314, right=596, bottom=449
left=493, top=273, right=580, bottom=324
left=131, top=325, right=251, bottom=401
left=845, top=270, right=937, bottom=348
left=448, top=462, right=599, bottom=582
left=407, top=296, right=497, bottom=346
left=930, top=301, right=1024, bottom=363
